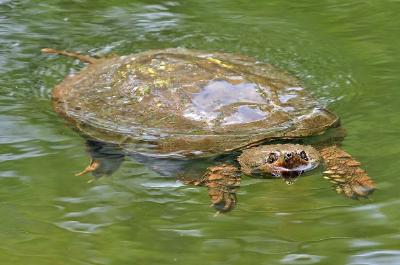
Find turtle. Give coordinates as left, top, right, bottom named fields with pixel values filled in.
left=42, top=47, right=375, bottom=212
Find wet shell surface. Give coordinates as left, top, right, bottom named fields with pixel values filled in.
left=53, top=48, right=338, bottom=157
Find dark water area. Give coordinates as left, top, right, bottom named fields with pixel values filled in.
left=1, top=0, right=400, bottom=264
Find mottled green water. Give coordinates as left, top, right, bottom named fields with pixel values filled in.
left=1, top=0, right=400, bottom=264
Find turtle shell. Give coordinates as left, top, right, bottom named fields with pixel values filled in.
left=53, top=48, right=338, bottom=157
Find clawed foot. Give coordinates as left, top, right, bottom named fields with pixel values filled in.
left=326, top=174, right=375, bottom=199
left=321, top=146, right=375, bottom=199
left=75, top=140, right=125, bottom=179
left=179, top=164, right=241, bottom=213
left=75, top=159, right=100, bottom=177
left=205, top=165, right=241, bottom=212
left=208, top=186, right=238, bottom=213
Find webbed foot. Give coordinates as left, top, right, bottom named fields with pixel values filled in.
left=204, top=164, right=241, bottom=212
left=320, top=145, right=375, bottom=199
left=330, top=174, right=375, bottom=199
left=180, top=164, right=241, bottom=213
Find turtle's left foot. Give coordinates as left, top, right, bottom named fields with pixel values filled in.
left=75, top=140, right=125, bottom=179
left=76, top=159, right=100, bottom=176
left=321, top=145, right=375, bottom=199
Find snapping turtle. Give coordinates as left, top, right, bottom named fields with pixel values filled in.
left=43, top=47, right=375, bottom=212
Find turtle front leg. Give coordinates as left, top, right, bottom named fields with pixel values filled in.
left=319, top=145, right=375, bottom=198
left=180, top=164, right=241, bottom=213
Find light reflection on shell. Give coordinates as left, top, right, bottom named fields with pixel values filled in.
left=52, top=48, right=339, bottom=157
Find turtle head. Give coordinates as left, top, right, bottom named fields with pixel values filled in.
left=259, top=144, right=320, bottom=183
left=233, top=144, right=321, bottom=184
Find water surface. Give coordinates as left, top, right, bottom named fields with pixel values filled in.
left=1, top=0, right=400, bottom=264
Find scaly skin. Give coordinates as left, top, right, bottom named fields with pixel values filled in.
left=181, top=164, right=241, bottom=212
left=188, top=145, right=375, bottom=212
left=78, top=141, right=375, bottom=212
left=319, top=145, right=375, bottom=198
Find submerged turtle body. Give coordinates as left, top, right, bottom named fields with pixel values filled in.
left=52, top=48, right=339, bottom=157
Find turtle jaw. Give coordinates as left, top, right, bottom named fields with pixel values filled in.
left=261, top=155, right=320, bottom=183
left=279, top=170, right=303, bottom=184
left=272, top=163, right=319, bottom=184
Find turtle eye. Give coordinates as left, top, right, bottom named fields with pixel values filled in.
left=266, top=153, right=278, bottom=164
left=299, top=150, right=308, bottom=161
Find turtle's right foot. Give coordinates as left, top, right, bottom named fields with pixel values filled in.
left=203, top=164, right=241, bottom=212
left=179, top=164, right=241, bottom=212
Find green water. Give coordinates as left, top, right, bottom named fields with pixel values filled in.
left=1, top=0, right=400, bottom=264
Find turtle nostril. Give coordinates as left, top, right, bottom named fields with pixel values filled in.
left=284, top=152, right=293, bottom=162
left=299, top=150, right=308, bottom=161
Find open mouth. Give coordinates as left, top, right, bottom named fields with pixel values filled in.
left=280, top=169, right=304, bottom=177
left=271, top=168, right=303, bottom=184
left=271, top=161, right=319, bottom=183
left=272, top=167, right=303, bottom=178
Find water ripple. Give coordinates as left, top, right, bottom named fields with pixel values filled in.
left=55, top=220, right=112, bottom=234
left=349, top=250, right=400, bottom=265
left=0, top=0, right=399, bottom=264
left=280, top=254, right=324, bottom=264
